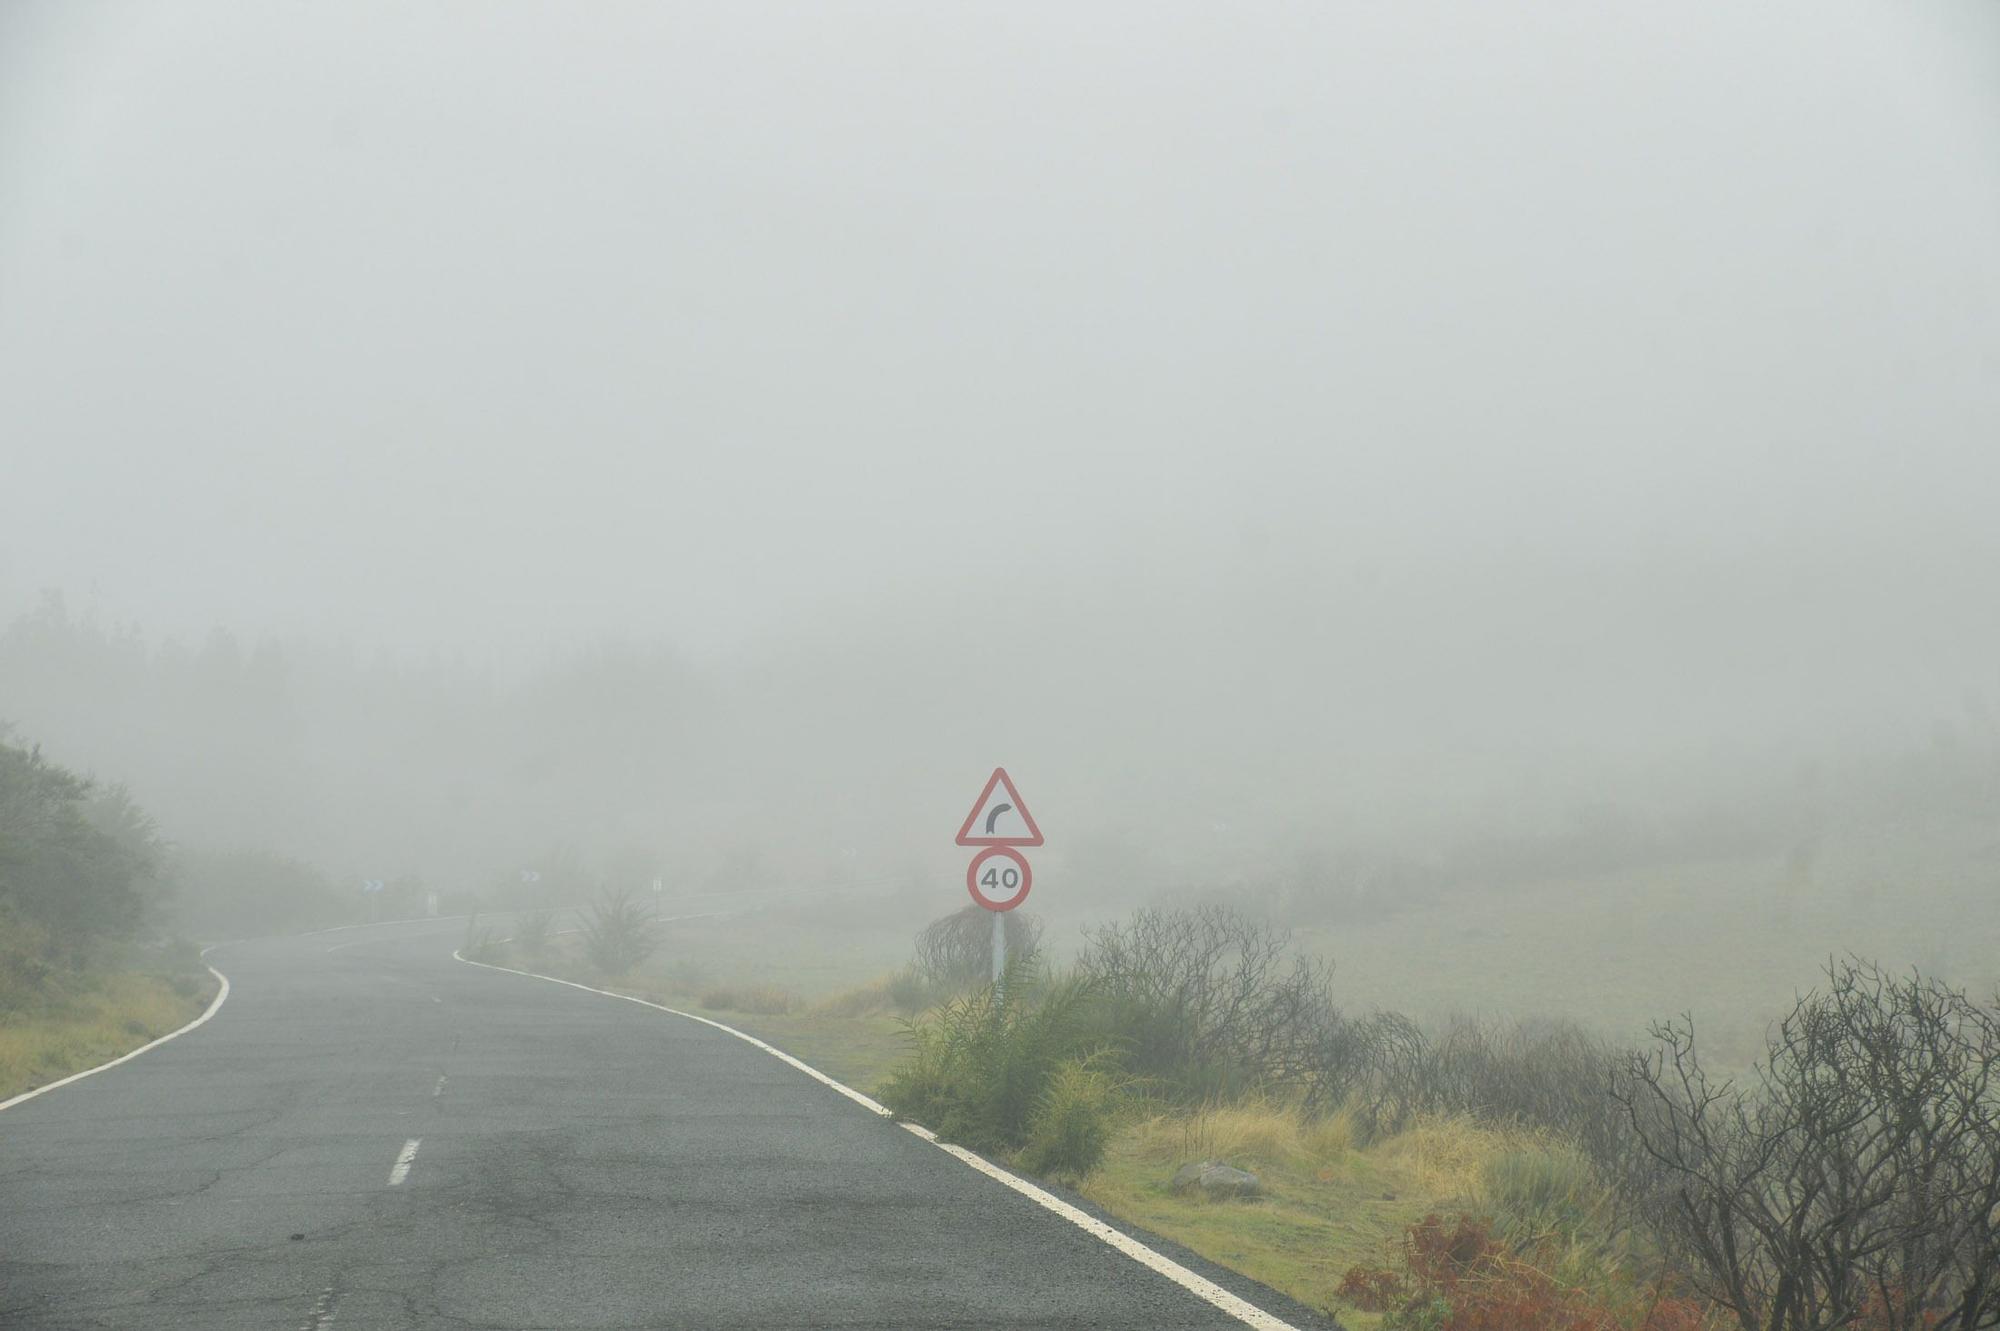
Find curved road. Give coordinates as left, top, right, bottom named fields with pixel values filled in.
left=0, top=921, right=1331, bottom=1330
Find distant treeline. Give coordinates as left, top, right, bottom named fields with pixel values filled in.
left=0, top=592, right=721, bottom=896
left=6, top=589, right=1998, bottom=930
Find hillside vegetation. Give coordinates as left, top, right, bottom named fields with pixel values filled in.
left=492, top=887, right=2000, bottom=1331
left=0, top=735, right=215, bottom=1099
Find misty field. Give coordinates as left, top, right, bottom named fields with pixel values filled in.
left=1298, top=812, right=2000, bottom=1067
left=575, top=803, right=2000, bottom=1072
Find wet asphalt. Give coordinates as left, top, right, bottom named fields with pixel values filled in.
left=0, top=919, right=1335, bottom=1330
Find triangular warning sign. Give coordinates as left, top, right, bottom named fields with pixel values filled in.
left=955, top=767, right=1044, bottom=847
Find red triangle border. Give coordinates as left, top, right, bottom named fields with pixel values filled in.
left=954, top=767, right=1043, bottom=847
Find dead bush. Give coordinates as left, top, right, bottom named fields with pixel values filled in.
left=1612, top=959, right=2000, bottom=1331
left=913, top=905, right=1041, bottom=992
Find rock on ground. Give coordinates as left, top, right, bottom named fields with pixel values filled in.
left=1169, top=1161, right=1262, bottom=1199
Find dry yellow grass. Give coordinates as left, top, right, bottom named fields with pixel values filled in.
left=1372, top=1112, right=1549, bottom=1195
left=1082, top=1102, right=1545, bottom=1325
left=813, top=973, right=896, bottom=1018
left=1127, top=1097, right=1354, bottom=1174
left=0, top=972, right=210, bottom=1101
left=1301, top=1110, right=1355, bottom=1163
left=1083, top=1103, right=1598, bottom=1324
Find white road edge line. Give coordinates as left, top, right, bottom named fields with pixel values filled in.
left=0, top=956, right=233, bottom=1115
left=451, top=950, right=1301, bottom=1331
left=388, top=1138, right=422, bottom=1186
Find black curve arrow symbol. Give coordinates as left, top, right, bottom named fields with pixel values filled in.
left=985, top=803, right=1013, bottom=834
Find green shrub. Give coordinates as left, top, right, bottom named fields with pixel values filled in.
left=0, top=909, right=56, bottom=1014
left=880, top=962, right=1104, bottom=1154
left=1019, top=1056, right=1120, bottom=1181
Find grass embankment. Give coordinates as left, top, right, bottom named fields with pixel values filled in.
left=1088, top=1104, right=1453, bottom=1324
left=715, top=996, right=1605, bottom=1327
left=0, top=965, right=217, bottom=1102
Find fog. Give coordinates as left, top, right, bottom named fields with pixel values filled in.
left=3, top=2, right=1998, bottom=923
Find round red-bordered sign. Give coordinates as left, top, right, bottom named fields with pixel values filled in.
left=966, top=846, right=1032, bottom=912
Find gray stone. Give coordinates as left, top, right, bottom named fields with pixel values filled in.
left=1169, top=1160, right=1261, bottom=1199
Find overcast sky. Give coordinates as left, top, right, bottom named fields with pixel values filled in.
left=4, top=1, right=1997, bottom=719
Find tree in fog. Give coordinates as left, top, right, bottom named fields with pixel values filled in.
left=0, top=736, right=163, bottom=984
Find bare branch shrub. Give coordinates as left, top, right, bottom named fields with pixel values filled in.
left=1078, top=905, right=1341, bottom=1100
left=913, top=905, right=1042, bottom=992
left=1350, top=1015, right=1626, bottom=1156
left=1611, top=959, right=2000, bottom=1331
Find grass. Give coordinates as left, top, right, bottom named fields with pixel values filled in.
left=692, top=1004, right=910, bottom=1089
left=1126, top=1097, right=1354, bottom=1173
left=1087, top=1103, right=1538, bottom=1326
left=698, top=983, right=802, bottom=1015
left=1374, top=1113, right=1550, bottom=1196
left=1092, top=1104, right=1652, bottom=1326
left=0, top=969, right=215, bottom=1101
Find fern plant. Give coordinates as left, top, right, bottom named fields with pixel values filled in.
left=579, top=889, right=658, bottom=977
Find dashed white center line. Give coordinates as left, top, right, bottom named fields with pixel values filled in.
left=431, top=1075, right=447, bottom=1097
left=299, top=1285, right=337, bottom=1330
left=387, top=1138, right=422, bottom=1186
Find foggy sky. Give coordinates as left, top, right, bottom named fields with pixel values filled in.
left=4, top=1, right=1999, bottom=833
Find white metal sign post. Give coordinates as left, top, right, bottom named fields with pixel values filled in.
left=954, top=768, right=1043, bottom=988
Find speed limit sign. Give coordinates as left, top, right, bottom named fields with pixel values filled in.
left=966, top=845, right=1032, bottom=912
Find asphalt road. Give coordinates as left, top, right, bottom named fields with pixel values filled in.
left=0, top=920, right=1331, bottom=1330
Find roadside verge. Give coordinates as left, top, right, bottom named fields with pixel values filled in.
left=0, top=953, right=231, bottom=1114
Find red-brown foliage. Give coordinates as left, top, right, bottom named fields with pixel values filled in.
left=1334, top=1264, right=1404, bottom=1312
left=1339, top=1214, right=1709, bottom=1331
